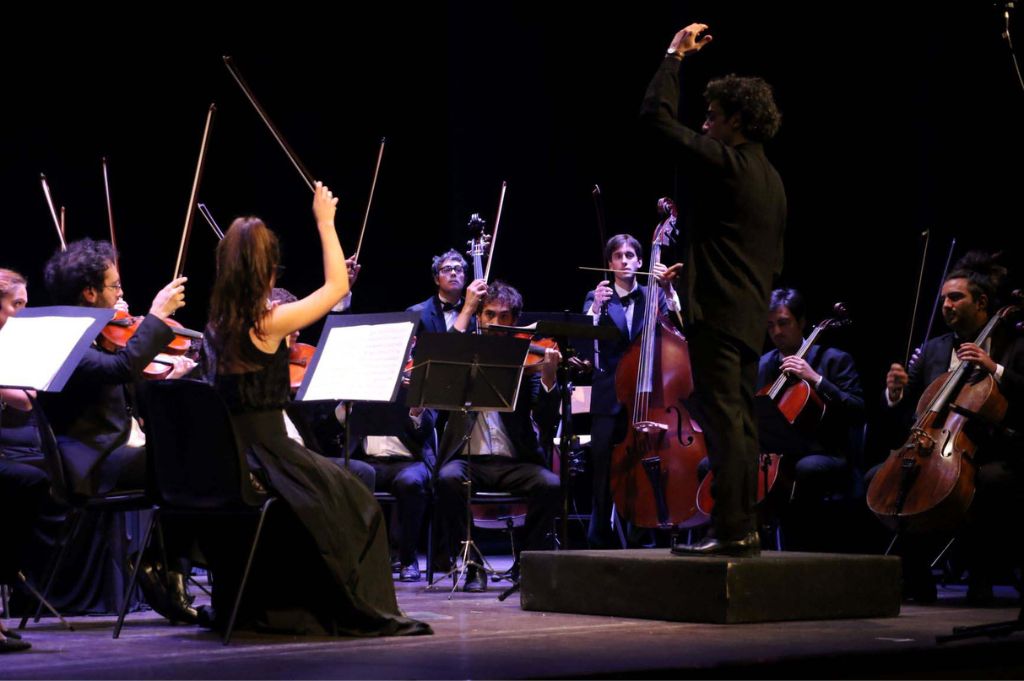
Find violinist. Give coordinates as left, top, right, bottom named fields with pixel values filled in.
left=39, top=239, right=194, bottom=496
left=38, top=238, right=199, bottom=623
left=758, top=289, right=864, bottom=547
left=0, top=268, right=47, bottom=653
left=877, top=252, right=1024, bottom=604
left=640, top=22, right=786, bottom=557
left=583, top=234, right=682, bottom=548
left=437, top=281, right=561, bottom=591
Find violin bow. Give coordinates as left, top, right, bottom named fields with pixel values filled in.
left=592, top=184, right=608, bottom=262
left=197, top=202, right=225, bottom=241
left=483, top=181, right=507, bottom=284
left=223, top=56, right=316, bottom=192
left=174, top=104, right=216, bottom=280
left=354, top=137, right=386, bottom=263
left=40, top=174, right=66, bottom=251
left=102, top=157, right=118, bottom=266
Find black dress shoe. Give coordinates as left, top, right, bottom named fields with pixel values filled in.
left=0, top=637, right=31, bottom=653
left=0, top=628, right=21, bottom=640
left=462, top=566, right=488, bottom=593
left=671, top=531, right=761, bottom=557
left=136, top=561, right=198, bottom=625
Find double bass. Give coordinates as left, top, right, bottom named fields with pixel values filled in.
left=867, top=303, right=1020, bottom=532
left=609, top=198, right=707, bottom=529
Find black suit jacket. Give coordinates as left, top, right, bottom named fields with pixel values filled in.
left=38, top=313, right=174, bottom=496
left=640, top=57, right=786, bottom=355
left=438, top=372, right=558, bottom=468
left=758, top=345, right=865, bottom=458
left=582, top=284, right=671, bottom=416
left=407, top=295, right=475, bottom=335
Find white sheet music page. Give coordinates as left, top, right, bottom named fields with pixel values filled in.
left=301, top=321, right=414, bottom=402
left=0, top=315, right=95, bottom=389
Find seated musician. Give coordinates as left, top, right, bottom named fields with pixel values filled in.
left=876, top=251, right=1024, bottom=604
left=337, top=396, right=436, bottom=582
left=39, top=239, right=198, bottom=621
left=0, top=268, right=46, bottom=653
left=757, top=288, right=865, bottom=549
left=437, top=280, right=561, bottom=592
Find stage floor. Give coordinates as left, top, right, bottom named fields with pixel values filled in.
left=4, top=556, right=1024, bottom=680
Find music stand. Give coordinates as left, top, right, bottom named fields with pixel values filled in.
left=493, top=313, right=619, bottom=551
left=0, top=306, right=113, bottom=630
left=407, top=332, right=529, bottom=597
left=295, top=311, right=418, bottom=469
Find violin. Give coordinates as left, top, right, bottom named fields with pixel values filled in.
left=99, top=309, right=204, bottom=380
left=609, top=197, right=707, bottom=529
left=289, top=341, right=317, bottom=392
left=867, top=302, right=1020, bottom=533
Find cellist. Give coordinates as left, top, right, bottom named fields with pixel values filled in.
left=640, top=22, right=786, bottom=557
left=583, top=233, right=682, bottom=548
left=874, top=252, right=1024, bottom=604
left=758, top=288, right=865, bottom=549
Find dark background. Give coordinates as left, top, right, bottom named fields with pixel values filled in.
left=4, top=2, right=1022, bottom=462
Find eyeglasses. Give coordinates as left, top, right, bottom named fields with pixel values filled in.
left=439, top=265, right=464, bottom=275
left=103, top=282, right=123, bottom=292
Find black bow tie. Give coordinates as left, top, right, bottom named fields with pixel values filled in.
left=619, top=289, right=642, bottom=305
left=440, top=299, right=462, bottom=312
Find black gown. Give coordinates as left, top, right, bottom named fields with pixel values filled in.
left=208, top=333, right=430, bottom=637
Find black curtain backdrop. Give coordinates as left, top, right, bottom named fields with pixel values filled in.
left=4, top=2, right=1022, bottom=465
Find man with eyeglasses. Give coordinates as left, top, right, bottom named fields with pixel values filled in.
left=407, top=249, right=477, bottom=335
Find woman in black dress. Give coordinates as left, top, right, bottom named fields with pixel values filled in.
left=204, top=182, right=430, bottom=637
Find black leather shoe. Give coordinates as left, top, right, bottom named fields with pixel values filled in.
left=462, top=566, right=488, bottom=592
left=399, top=563, right=421, bottom=582
left=0, top=628, right=21, bottom=640
left=136, top=561, right=198, bottom=625
left=671, top=531, right=761, bottom=557
left=0, top=637, right=31, bottom=653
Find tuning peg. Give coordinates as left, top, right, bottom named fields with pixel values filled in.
left=832, top=302, right=849, bottom=318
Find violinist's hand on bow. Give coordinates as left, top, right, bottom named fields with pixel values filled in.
left=956, top=342, right=997, bottom=374
left=780, top=356, right=821, bottom=386
left=150, top=277, right=188, bottom=321
left=346, top=256, right=361, bottom=288
left=667, top=22, right=713, bottom=58
left=167, top=355, right=198, bottom=380
left=591, top=280, right=614, bottom=315
left=652, top=262, right=683, bottom=291
left=886, top=362, right=909, bottom=404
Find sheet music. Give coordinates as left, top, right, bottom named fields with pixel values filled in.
left=301, top=321, right=414, bottom=401
left=0, top=315, right=95, bottom=389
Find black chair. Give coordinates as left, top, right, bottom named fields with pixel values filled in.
left=20, top=393, right=152, bottom=631
left=118, top=379, right=276, bottom=645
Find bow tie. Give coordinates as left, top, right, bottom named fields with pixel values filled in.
left=440, top=299, right=462, bottom=312
left=619, top=289, right=642, bottom=305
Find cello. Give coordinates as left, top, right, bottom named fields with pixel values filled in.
left=609, top=198, right=707, bottom=529
left=695, top=306, right=851, bottom=517
left=866, top=302, right=1020, bottom=533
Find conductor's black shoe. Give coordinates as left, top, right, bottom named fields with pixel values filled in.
left=462, top=567, right=488, bottom=593
left=670, top=531, right=761, bottom=558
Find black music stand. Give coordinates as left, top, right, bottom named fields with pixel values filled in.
left=493, top=313, right=619, bottom=552
left=407, top=332, right=529, bottom=597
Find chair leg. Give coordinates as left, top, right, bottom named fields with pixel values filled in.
left=21, top=508, right=84, bottom=628
left=113, top=510, right=158, bottom=639
left=224, top=499, right=275, bottom=645
left=425, top=499, right=435, bottom=586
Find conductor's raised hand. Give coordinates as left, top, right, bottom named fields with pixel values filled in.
left=667, top=23, right=713, bottom=58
